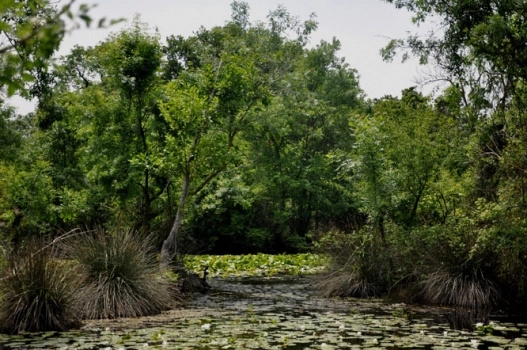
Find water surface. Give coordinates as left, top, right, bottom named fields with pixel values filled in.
left=0, top=276, right=525, bottom=349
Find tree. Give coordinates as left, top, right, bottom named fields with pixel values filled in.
left=382, top=0, right=527, bottom=305
left=0, top=0, right=120, bottom=96
left=58, top=20, right=165, bottom=231
left=355, top=89, right=458, bottom=231
left=382, top=0, right=527, bottom=117
left=158, top=2, right=319, bottom=265
left=0, top=1, right=125, bottom=239
left=236, top=37, right=364, bottom=250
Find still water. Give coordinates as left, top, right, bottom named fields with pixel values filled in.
left=0, top=276, right=526, bottom=349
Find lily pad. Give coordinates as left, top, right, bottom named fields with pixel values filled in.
left=0, top=274, right=525, bottom=349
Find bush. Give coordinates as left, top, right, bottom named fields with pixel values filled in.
left=420, top=266, right=498, bottom=309
left=314, top=224, right=499, bottom=310
left=0, top=238, right=81, bottom=334
left=410, top=222, right=500, bottom=309
left=315, top=230, right=392, bottom=298
left=63, top=228, right=174, bottom=319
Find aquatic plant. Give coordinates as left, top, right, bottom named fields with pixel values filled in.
left=62, top=228, right=174, bottom=319
left=184, top=253, right=327, bottom=277
left=0, top=238, right=81, bottom=334
left=476, top=321, right=495, bottom=335
left=0, top=274, right=525, bottom=348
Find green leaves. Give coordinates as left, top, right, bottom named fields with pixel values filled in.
left=0, top=0, right=125, bottom=97
left=353, top=91, right=460, bottom=228
left=0, top=1, right=65, bottom=95
left=161, top=83, right=214, bottom=132
left=184, top=253, right=327, bottom=277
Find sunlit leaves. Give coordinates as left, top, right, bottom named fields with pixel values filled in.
left=160, top=81, right=220, bottom=178
left=161, top=84, right=214, bottom=134
left=184, top=253, right=327, bottom=277
left=353, top=89, right=460, bottom=227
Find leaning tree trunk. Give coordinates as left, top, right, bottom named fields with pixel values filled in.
left=160, top=172, right=190, bottom=270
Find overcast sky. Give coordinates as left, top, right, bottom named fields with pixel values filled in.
left=13, top=0, right=436, bottom=113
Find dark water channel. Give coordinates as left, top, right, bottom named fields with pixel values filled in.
left=0, top=275, right=526, bottom=349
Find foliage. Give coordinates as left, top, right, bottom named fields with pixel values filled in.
left=353, top=88, right=459, bottom=230
left=194, top=36, right=365, bottom=252
left=62, top=228, right=174, bottom=319
left=0, top=1, right=365, bottom=256
left=158, top=4, right=321, bottom=263
left=0, top=156, right=56, bottom=239
left=420, top=267, right=498, bottom=310
left=314, top=230, right=393, bottom=298
left=317, top=86, right=507, bottom=308
left=476, top=321, right=495, bottom=336
left=0, top=1, right=123, bottom=240
left=378, top=0, right=527, bottom=308
left=0, top=238, right=80, bottom=334
left=0, top=0, right=122, bottom=96
left=2, top=0, right=527, bottom=314
left=381, top=0, right=527, bottom=119
left=64, top=20, right=165, bottom=233
left=0, top=105, right=21, bottom=162
left=184, top=253, right=327, bottom=278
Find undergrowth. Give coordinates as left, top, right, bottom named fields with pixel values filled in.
left=314, top=230, right=391, bottom=298
left=62, top=228, right=175, bottom=319
left=0, top=238, right=81, bottom=334
left=420, top=267, right=498, bottom=309
left=316, top=227, right=503, bottom=310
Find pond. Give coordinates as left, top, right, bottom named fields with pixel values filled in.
left=0, top=275, right=526, bottom=349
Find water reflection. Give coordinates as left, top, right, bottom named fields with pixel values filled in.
left=440, top=308, right=490, bottom=331
left=0, top=276, right=525, bottom=349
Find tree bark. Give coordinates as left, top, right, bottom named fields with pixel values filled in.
left=160, top=171, right=190, bottom=270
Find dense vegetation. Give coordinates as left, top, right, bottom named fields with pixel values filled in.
left=1, top=0, right=527, bottom=331
left=184, top=253, right=327, bottom=277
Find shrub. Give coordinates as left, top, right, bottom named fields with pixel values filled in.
left=0, top=238, right=81, bottom=334
left=316, top=271, right=378, bottom=298
left=63, top=228, right=174, bottom=319
left=410, top=222, right=500, bottom=309
left=420, top=266, right=498, bottom=309
left=315, top=230, right=392, bottom=298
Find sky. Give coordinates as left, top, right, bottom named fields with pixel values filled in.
left=13, top=0, right=436, bottom=113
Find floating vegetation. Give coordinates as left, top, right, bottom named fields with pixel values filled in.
left=0, top=275, right=524, bottom=348
left=184, top=253, right=328, bottom=277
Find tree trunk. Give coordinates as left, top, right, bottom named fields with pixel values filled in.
left=160, top=172, right=190, bottom=270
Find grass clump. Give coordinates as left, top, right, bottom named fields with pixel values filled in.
left=63, top=228, right=174, bottom=319
left=0, top=238, right=81, bottom=334
left=316, top=224, right=501, bottom=311
left=314, top=230, right=391, bottom=298
left=420, top=266, right=498, bottom=310
left=411, top=223, right=500, bottom=309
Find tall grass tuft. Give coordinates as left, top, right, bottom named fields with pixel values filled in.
left=413, top=224, right=500, bottom=309
left=63, top=228, right=174, bottom=319
left=315, top=230, right=390, bottom=298
left=0, top=238, right=81, bottom=334
left=316, top=271, right=379, bottom=298
left=420, top=266, right=499, bottom=309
